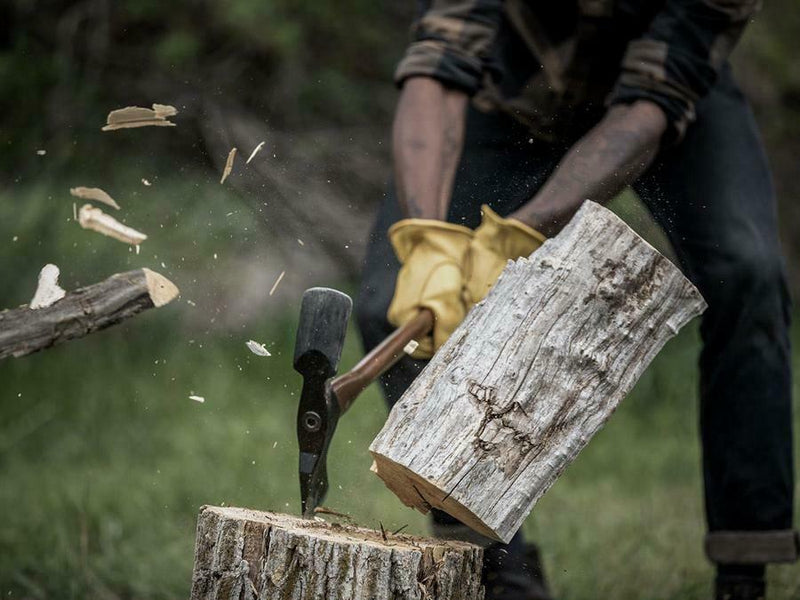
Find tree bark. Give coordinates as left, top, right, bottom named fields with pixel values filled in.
left=369, top=200, right=707, bottom=543
left=0, top=268, right=179, bottom=360
left=190, top=506, right=484, bottom=600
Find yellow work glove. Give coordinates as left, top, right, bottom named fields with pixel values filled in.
left=387, top=219, right=474, bottom=359
left=463, top=204, right=546, bottom=307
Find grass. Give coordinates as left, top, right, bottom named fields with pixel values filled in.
left=0, top=169, right=799, bottom=599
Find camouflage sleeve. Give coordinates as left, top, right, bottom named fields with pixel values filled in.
left=394, top=0, right=505, bottom=94
left=607, top=0, right=761, bottom=142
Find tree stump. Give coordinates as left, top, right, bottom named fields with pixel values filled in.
left=190, top=506, right=484, bottom=600
left=370, top=200, right=707, bottom=543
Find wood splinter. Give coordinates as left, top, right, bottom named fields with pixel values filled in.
left=78, top=204, right=147, bottom=245
left=29, top=264, right=66, bottom=310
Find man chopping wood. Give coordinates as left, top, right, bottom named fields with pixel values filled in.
left=355, top=1, right=796, bottom=598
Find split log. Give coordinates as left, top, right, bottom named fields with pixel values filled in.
left=370, top=200, right=707, bottom=543
left=190, top=506, right=484, bottom=600
left=0, top=268, right=179, bottom=360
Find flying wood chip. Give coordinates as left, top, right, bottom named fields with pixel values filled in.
left=29, top=264, right=66, bottom=310
left=220, top=147, right=237, bottom=184
left=246, top=340, right=271, bottom=357
left=246, top=141, right=265, bottom=164
left=70, top=186, right=120, bottom=210
left=78, top=204, right=147, bottom=245
left=102, top=104, right=178, bottom=131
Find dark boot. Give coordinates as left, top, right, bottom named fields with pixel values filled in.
left=483, top=541, right=553, bottom=600
left=715, top=575, right=765, bottom=600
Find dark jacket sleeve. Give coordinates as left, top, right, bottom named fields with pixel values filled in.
left=608, top=0, right=761, bottom=142
left=394, top=0, right=505, bottom=95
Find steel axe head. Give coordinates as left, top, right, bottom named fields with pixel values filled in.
left=293, top=287, right=352, bottom=518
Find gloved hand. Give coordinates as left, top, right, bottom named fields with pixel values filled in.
left=387, top=219, right=474, bottom=359
left=463, top=204, right=546, bottom=307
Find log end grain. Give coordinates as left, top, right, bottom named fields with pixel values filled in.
left=370, top=455, right=499, bottom=542
left=142, top=268, right=179, bottom=307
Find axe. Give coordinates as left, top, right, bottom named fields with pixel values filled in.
left=292, top=287, right=433, bottom=517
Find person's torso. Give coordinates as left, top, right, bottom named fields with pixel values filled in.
left=475, top=0, right=666, bottom=141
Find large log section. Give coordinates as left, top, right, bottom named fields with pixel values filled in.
left=370, top=200, right=707, bottom=543
left=190, top=506, right=484, bottom=600
left=0, top=268, right=179, bottom=360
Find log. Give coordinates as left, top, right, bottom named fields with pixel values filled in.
left=0, top=268, right=179, bottom=360
left=369, top=200, right=707, bottom=543
left=190, top=506, right=484, bottom=600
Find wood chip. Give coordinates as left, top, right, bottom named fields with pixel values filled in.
left=220, top=147, right=237, bottom=184
left=189, top=395, right=205, bottom=403
left=78, top=204, right=147, bottom=245
left=246, top=141, right=265, bottom=164
left=29, top=264, right=66, bottom=309
left=102, top=104, right=177, bottom=131
left=70, top=186, right=120, bottom=210
left=152, top=104, right=177, bottom=118
left=269, top=270, right=285, bottom=296
left=246, top=340, right=271, bottom=357
left=403, top=340, right=419, bottom=355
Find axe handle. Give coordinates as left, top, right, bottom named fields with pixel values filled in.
left=331, top=308, right=434, bottom=414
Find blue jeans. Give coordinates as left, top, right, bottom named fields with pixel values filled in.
left=355, top=65, right=794, bottom=566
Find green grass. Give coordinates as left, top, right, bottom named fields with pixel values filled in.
left=1, top=171, right=799, bottom=599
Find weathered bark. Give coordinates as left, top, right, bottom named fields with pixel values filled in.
left=370, top=200, right=707, bottom=543
left=190, top=506, right=484, bottom=600
left=0, top=268, right=179, bottom=360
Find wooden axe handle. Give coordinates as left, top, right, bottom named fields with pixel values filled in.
left=331, top=308, right=434, bottom=414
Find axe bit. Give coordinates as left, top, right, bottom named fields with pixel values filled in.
left=292, top=287, right=433, bottom=518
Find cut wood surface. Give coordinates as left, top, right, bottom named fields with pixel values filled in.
left=370, top=200, right=707, bottom=543
left=190, top=506, right=484, bottom=600
left=0, top=268, right=178, bottom=360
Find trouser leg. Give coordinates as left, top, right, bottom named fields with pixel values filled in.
left=635, top=65, right=796, bottom=578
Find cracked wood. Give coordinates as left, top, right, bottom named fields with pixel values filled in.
left=189, top=506, right=484, bottom=600
left=369, top=200, right=707, bottom=543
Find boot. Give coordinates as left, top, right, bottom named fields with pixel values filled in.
left=483, top=541, right=553, bottom=600
left=715, top=575, right=765, bottom=600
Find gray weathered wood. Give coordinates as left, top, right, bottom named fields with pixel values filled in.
left=190, top=506, right=484, bottom=600
left=0, top=268, right=178, bottom=360
left=369, top=200, right=707, bottom=543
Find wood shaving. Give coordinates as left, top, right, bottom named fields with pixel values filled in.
left=36, top=149, right=46, bottom=156
left=246, top=141, right=265, bottom=164
left=78, top=204, right=147, bottom=245
left=246, top=340, right=271, bottom=357
left=152, top=104, right=177, bottom=118
left=220, top=147, right=237, bottom=184
left=70, top=186, right=120, bottom=210
left=269, top=270, right=285, bottom=296
left=29, top=264, right=66, bottom=309
left=102, top=104, right=177, bottom=131
left=189, top=395, right=205, bottom=403
left=403, top=340, right=419, bottom=355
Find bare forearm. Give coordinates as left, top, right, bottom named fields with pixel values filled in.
left=392, top=77, right=468, bottom=219
left=511, top=100, right=668, bottom=236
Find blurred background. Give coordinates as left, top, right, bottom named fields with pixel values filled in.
left=0, top=1, right=798, bottom=598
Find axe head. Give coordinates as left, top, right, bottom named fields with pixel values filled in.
left=293, top=287, right=352, bottom=517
